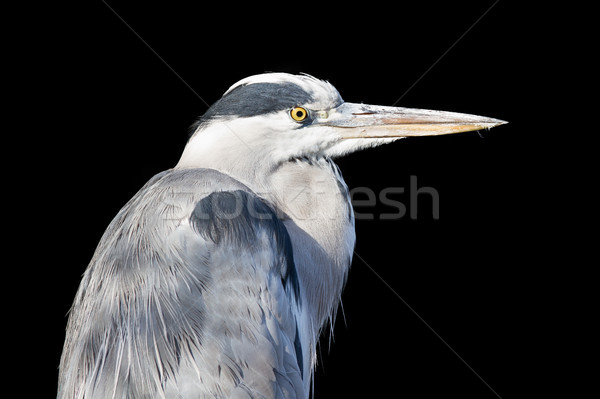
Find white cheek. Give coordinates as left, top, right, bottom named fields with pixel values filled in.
left=323, top=137, right=403, bottom=158
left=269, top=124, right=340, bottom=160
left=176, top=112, right=343, bottom=169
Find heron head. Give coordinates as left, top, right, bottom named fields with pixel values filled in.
left=176, top=73, right=506, bottom=169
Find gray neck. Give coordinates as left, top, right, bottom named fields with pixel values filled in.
left=180, top=151, right=356, bottom=333
left=264, top=158, right=355, bottom=331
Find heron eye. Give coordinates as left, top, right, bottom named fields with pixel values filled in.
left=290, top=107, right=308, bottom=122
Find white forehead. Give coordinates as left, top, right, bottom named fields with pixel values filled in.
left=224, top=72, right=343, bottom=109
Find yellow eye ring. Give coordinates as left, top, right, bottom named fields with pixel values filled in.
left=290, top=107, right=309, bottom=122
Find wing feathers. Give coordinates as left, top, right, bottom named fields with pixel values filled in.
left=59, top=169, right=306, bottom=399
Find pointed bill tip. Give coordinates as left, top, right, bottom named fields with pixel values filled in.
left=324, top=103, right=508, bottom=138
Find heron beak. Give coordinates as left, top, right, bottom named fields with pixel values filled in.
left=322, top=102, right=507, bottom=138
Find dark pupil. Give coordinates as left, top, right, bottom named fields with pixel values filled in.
left=296, top=110, right=304, bottom=118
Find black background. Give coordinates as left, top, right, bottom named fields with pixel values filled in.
left=23, top=1, right=581, bottom=397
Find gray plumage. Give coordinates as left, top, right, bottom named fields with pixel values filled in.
left=58, top=73, right=505, bottom=398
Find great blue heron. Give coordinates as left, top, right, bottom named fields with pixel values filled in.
left=58, top=73, right=505, bottom=398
